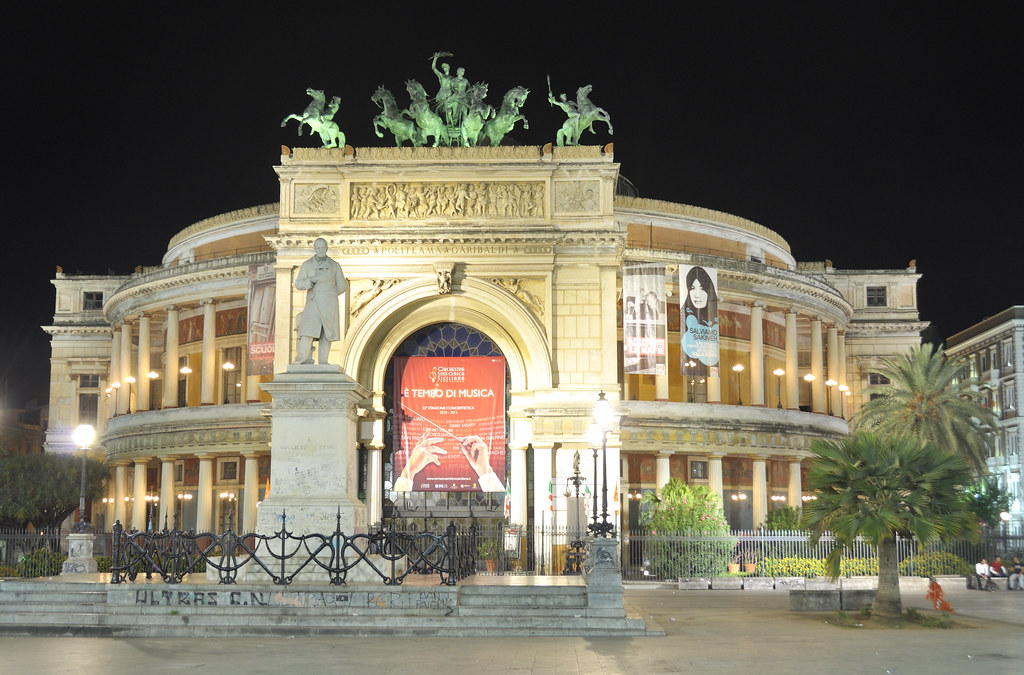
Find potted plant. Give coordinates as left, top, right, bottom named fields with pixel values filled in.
left=727, top=553, right=740, bottom=574
left=477, top=538, right=501, bottom=572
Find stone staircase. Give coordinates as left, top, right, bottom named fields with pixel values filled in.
left=0, top=577, right=658, bottom=637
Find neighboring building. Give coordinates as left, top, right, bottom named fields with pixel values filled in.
left=0, top=408, right=44, bottom=457
left=946, top=306, right=1024, bottom=535
left=43, top=145, right=927, bottom=552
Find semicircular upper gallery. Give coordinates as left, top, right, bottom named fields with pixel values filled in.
left=44, top=145, right=926, bottom=542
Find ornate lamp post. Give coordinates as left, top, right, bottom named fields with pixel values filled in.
left=144, top=493, right=160, bottom=531
left=71, top=424, right=95, bottom=532
left=838, top=384, right=849, bottom=418
left=684, top=360, right=697, bottom=402
left=587, top=392, right=615, bottom=538
left=772, top=368, right=785, bottom=409
left=732, top=363, right=744, bottom=405
left=109, top=381, right=121, bottom=416
left=825, top=379, right=836, bottom=416
left=124, top=375, right=136, bottom=414
left=562, top=449, right=586, bottom=574
left=220, top=491, right=237, bottom=531
left=803, top=373, right=815, bottom=410
left=176, top=492, right=193, bottom=530
left=147, top=370, right=160, bottom=410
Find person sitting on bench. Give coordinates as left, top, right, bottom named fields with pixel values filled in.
left=976, top=558, right=997, bottom=591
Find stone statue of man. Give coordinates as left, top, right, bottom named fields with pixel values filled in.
left=293, top=238, right=347, bottom=365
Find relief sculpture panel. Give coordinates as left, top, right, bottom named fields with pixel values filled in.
left=351, top=182, right=544, bottom=221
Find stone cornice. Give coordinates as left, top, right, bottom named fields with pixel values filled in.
left=615, top=196, right=791, bottom=253
left=168, top=204, right=279, bottom=249
left=42, top=325, right=112, bottom=336
left=104, top=252, right=275, bottom=323
left=285, top=145, right=608, bottom=163
left=101, top=404, right=270, bottom=461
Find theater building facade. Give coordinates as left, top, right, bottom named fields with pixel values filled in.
left=44, top=145, right=926, bottom=543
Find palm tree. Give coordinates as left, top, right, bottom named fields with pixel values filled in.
left=853, top=343, right=996, bottom=474
left=802, top=432, right=976, bottom=619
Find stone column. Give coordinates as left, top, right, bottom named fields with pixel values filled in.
left=749, top=304, right=765, bottom=406
left=532, top=442, right=554, bottom=570
left=119, top=323, right=133, bottom=415
left=201, top=300, right=217, bottom=406
left=164, top=307, right=179, bottom=409
left=366, top=447, right=382, bottom=526
left=752, top=457, right=767, bottom=529
left=655, top=375, right=669, bottom=402
left=196, top=455, right=214, bottom=532
left=160, top=458, right=175, bottom=530
left=707, top=374, right=722, bottom=404
left=655, top=453, right=671, bottom=495
left=708, top=454, right=724, bottom=503
left=511, top=446, right=528, bottom=526
left=114, top=463, right=129, bottom=527
left=243, top=453, right=260, bottom=532
left=788, top=460, right=803, bottom=509
left=810, top=317, right=825, bottom=413
left=109, top=329, right=121, bottom=419
left=132, top=459, right=149, bottom=531
left=137, top=314, right=151, bottom=411
left=785, top=311, right=799, bottom=409
left=827, top=325, right=839, bottom=415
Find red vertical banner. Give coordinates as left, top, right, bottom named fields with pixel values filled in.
left=393, top=356, right=506, bottom=492
left=247, top=263, right=276, bottom=375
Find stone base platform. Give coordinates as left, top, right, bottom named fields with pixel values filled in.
left=0, top=574, right=660, bottom=638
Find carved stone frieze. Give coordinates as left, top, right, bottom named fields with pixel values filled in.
left=293, top=184, right=340, bottom=214
left=554, top=180, right=600, bottom=213
left=489, top=277, right=545, bottom=318
left=350, top=182, right=544, bottom=221
left=349, top=278, right=401, bottom=318
left=272, top=397, right=352, bottom=410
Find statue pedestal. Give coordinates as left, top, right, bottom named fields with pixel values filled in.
left=62, top=532, right=98, bottom=575
left=584, top=536, right=625, bottom=613
left=256, top=365, right=369, bottom=537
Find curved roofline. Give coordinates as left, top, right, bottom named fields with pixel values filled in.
left=167, top=203, right=279, bottom=250
left=614, top=195, right=791, bottom=254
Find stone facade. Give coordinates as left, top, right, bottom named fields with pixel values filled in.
left=44, top=146, right=928, bottom=551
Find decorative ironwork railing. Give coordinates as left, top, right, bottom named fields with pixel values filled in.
left=110, top=511, right=476, bottom=586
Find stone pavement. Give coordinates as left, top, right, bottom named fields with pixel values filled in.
left=0, top=585, right=1021, bottom=674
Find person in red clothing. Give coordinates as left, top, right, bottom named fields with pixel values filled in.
left=990, top=555, right=1008, bottom=578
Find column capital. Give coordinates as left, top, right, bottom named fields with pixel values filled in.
left=200, top=298, right=215, bottom=306
left=164, top=304, right=177, bottom=313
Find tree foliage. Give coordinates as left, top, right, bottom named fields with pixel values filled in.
left=762, top=505, right=803, bottom=531
left=802, top=432, right=977, bottom=618
left=0, top=452, right=106, bottom=529
left=852, top=343, right=996, bottom=474
left=959, top=476, right=1012, bottom=531
left=639, top=480, right=736, bottom=577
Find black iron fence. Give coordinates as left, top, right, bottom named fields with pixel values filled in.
left=110, top=511, right=476, bottom=586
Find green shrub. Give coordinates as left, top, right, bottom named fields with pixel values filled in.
left=16, top=549, right=66, bottom=577
left=642, top=480, right=736, bottom=576
left=758, top=555, right=878, bottom=578
left=94, top=556, right=112, bottom=573
left=762, top=506, right=803, bottom=531
left=0, top=564, right=18, bottom=577
left=898, top=551, right=971, bottom=577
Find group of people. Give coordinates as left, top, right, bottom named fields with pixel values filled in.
left=975, top=555, right=1024, bottom=590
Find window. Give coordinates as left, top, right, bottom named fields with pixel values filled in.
left=690, top=460, right=708, bottom=480
left=174, top=461, right=184, bottom=483
left=222, top=347, right=243, bottom=404
left=83, top=292, right=104, bottom=310
left=866, top=286, right=887, bottom=307
left=868, top=374, right=890, bottom=385
left=220, top=460, right=238, bottom=482
left=78, top=393, right=99, bottom=427
left=79, top=374, right=100, bottom=389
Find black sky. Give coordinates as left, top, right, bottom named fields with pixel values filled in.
left=2, top=3, right=1021, bottom=409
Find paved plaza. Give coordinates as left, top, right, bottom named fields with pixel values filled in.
left=0, top=585, right=1021, bottom=674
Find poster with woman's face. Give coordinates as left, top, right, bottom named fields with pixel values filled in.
left=622, top=262, right=667, bottom=375
left=680, top=265, right=720, bottom=377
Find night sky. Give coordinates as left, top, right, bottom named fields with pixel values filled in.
left=2, top=4, right=1021, bottom=410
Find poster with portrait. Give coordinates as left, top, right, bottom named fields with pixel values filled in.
left=622, top=262, right=667, bottom=375
left=679, top=264, right=720, bottom=377
left=246, top=263, right=276, bottom=375
left=393, top=356, right=506, bottom=492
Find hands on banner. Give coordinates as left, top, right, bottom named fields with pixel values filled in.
left=393, top=431, right=505, bottom=492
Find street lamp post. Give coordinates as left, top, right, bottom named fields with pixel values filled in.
left=124, top=375, right=136, bottom=413
left=825, top=379, right=836, bottom=416
left=838, top=384, right=849, bottom=418
left=732, top=364, right=744, bottom=405
left=684, top=360, right=697, bottom=402
left=587, top=392, right=615, bottom=538
left=147, top=370, right=160, bottom=410
left=220, top=491, right=237, bottom=531
left=144, top=493, right=160, bottom=531
left=803, top=373, right=815, bottom=411
left=110, top=381, right=121, bottom=416
left=71, top=424, right=96, bottom=533
left=772, top=368, right=785, bottom=409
